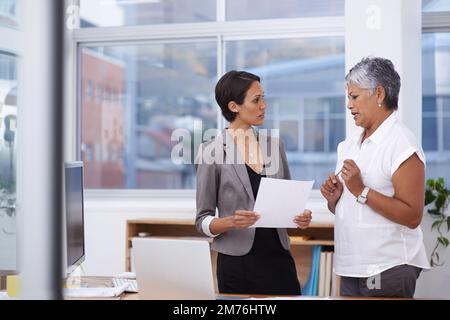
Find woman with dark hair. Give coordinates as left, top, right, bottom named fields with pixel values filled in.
left=195, top=70, right=312, bottom=295
left=321, top=57, right=430, bottom=298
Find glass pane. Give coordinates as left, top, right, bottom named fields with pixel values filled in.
left=444, top=116, right=450, bottom=150
left=328, top=97, right=345, bottom=152
left=423, top=117, right=438, bottom=151
left=80, top=0, right=216, bottom=27
left=443, top=97, right=450, bottom=150
left=80, top=42, right=217, bottom=189
left=0, top=51, right=17, bottom=271
left=304, top=119, right=325, bottom=152
left=227, top=0, right=344, bottom=20
left=422, top=33, right=450, bottom=181
left=304, top=98, right=326, bottom=117
left=279, top=120, right=299, bottom=151
left=226, top=37, right=345, bottom=187
left=423, top=96, right=437, bottom=113
left=0, top=0, right=18, bottom=29
left=329, top=118, right=345, bottom=152
left=422, top=96, right=437, bottom=151
left=422, top=0, right=450, bottom=12
left=329, top=96, right=345, bottom=115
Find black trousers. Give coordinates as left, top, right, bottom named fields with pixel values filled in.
left=217, top=228, right=301, bottom=295
left=340, top=264, right=422, bottom=298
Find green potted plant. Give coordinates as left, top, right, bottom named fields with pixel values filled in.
left=424, top=177, right=450, bottom=267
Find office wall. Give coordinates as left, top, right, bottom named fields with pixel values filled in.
left=83, top=199, right=195, bottom=276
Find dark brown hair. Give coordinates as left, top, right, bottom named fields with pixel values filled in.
left=215, top=70, right=260, bottom=122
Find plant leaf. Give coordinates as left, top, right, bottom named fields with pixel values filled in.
left=425, top=189, right=436, bottom=205
left=426, top=179, right=435, bottom=189
left=436, top=194, right=446, bottom=210
left=438, top=236, right=449, bottom=247
left=432, top=220, right=441, bottom=231
left=437, top=177, right=445, bottom=188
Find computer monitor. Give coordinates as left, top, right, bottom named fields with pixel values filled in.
left=64, top=162, right=85, bottom=275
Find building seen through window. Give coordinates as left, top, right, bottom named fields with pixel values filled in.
left=80, top=43, right=217, bottom=189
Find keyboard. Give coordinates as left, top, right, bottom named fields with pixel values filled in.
left=112, top=278, right=138, bottom=293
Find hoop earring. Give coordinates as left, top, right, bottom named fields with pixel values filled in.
left=378, top=103, right=382, bottom=108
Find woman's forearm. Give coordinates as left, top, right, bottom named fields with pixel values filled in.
left=365, top=189, right=423, bottom=229
left=209, top=216, right=234, bottom=235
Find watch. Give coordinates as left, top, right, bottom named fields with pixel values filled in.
left=356, top=186, right=370, bottom=204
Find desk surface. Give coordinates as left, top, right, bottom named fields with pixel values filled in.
left=71, top=277, right=415, bottom=300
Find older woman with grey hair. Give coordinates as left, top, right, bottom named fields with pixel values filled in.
left=321, top=57, right=429, bottom=298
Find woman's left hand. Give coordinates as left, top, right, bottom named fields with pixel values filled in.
left=341, top=159, right=365, bottom=197
left=294, top=209, right=312, bottom=229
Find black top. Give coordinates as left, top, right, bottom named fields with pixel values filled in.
left=245, top=164, right=265, bottom=198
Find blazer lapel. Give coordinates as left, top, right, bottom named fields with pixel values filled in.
left=232, top=162, right=255, bottom=202
left=222, top=129, right=255, bottom=202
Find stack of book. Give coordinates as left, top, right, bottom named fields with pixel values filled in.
left=302, top=245, right=340, bottom=297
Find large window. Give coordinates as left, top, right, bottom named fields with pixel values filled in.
left=78, top=2, right=346, bottom=190
left=226, top=37, right=345, bottom=186
left=422, top=32, right=450, bottom=182
left=80, top=42, right=217, bottom=189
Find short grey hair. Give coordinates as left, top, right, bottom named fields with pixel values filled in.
left=345, top=57, right=401, bottom=110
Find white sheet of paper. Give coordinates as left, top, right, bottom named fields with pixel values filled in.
left=251, top=178, right=314, bottom=228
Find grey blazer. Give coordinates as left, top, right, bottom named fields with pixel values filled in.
left=195, top=128, right=292, bottom=256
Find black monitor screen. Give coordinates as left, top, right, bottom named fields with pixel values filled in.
left=64, top=163, right=85, bottom=271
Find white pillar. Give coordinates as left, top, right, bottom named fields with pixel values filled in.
left=345, top=0, right=422, bottom=141
left=17, top=0, right=63, bottom=299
